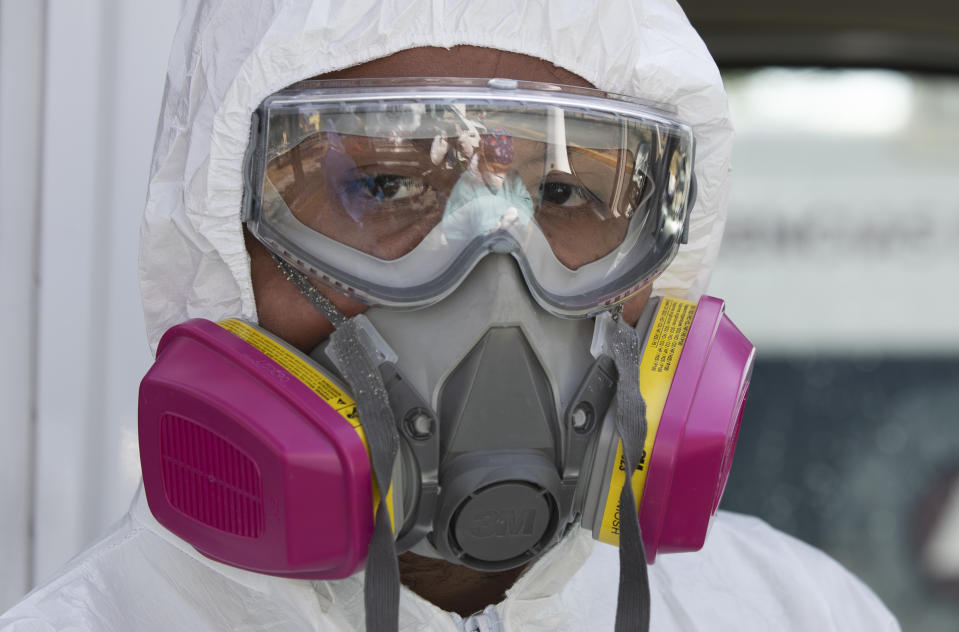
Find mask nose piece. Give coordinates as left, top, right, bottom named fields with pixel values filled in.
left=488, top=237, right=517, bottom=254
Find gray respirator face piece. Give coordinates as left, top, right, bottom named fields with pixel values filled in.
left=314, top=255, right=607, bottom=570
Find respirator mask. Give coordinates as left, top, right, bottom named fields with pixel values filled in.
left=138, top=79, right=755, bottom=629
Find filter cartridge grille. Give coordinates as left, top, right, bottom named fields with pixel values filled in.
left=159, top=414, right=265, bottom=537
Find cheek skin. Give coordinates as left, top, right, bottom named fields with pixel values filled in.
left=620, top=285, right=653, bottom=326
left=245, top=230, right=367, bottom=352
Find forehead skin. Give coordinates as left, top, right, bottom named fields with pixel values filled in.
left=318, top=45, right=594, bottom=87
left=247, top=46, right=650, bottom=352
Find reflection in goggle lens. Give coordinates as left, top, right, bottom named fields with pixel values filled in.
left=266, top=104, right=657, bottom=268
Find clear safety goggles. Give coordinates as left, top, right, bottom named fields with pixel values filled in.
left=242, top=78, right=695, bottom=316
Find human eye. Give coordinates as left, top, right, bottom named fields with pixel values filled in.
left=342, top=173, right=428, bottom=202
left=537, top=175, right=609, bottom=216
left=540, top=180, right=594, bottom=208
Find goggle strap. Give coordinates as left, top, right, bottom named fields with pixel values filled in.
left=606, top=313, right=652, bottom=632
left=271, top=254, right=347, bottom=328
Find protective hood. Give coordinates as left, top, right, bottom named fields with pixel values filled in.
left=139, top=0, right=733, bottom=351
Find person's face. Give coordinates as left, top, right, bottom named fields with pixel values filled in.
left=247, top=46, right=651, bottom=351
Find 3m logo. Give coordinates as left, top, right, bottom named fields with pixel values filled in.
left=466, top=509, right=537, bottom=538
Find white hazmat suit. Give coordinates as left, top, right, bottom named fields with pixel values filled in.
left=1, top=0, right=900, bottom=629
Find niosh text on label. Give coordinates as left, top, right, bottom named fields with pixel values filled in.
left=598, top=298, right=696, bottom=545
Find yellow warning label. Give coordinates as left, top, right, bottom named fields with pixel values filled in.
left=217, top=319, right=394, bottom=529
left=597, top=298, right=697, bottom=546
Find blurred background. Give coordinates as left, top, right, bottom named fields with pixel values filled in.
left=714, top=66, right=959, bottom=631
left=1, top=1, right=957, bottom=629
left=685, top=2, right=959, bottom=630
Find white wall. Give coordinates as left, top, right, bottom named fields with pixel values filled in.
left=710, top=69, right=959, bottom=355
left=0, top=0, right=183, bottom=611
left=0, top=0, right=44, bottom=611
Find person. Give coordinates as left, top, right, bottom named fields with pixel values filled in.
left=441, top=129, right=536, bottom=243
left=0, top=1, right=900, bottom=630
